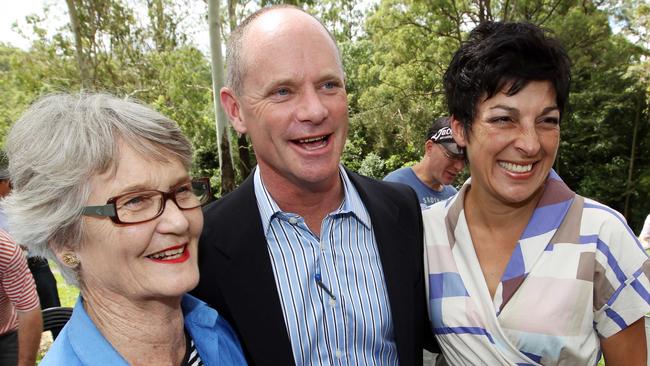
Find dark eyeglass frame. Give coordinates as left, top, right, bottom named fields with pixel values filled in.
left=81, top=179, right=212, bottom=225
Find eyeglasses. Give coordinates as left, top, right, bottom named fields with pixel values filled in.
left=435, top=143, right=465, bottom=161
left=81, top=179, right=212, bottom=225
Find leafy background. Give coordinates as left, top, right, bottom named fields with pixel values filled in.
left=2, top=0, right=650, bottom=232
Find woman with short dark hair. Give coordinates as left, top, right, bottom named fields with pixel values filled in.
left=424, top=22, right=649, bottom=365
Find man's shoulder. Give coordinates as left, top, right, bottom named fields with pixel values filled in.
left=199, top=174, right=262, bottom=255
left=383, top=166, right=413, bottom=183
left=347, top=169, right=419, bottom=209
left=203, top=175, right=256, bottom=221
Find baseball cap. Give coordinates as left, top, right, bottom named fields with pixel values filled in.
left=427, top=117, right=464, bottom=159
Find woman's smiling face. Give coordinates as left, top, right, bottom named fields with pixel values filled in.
left=76, top=141, right=203, bottom=302
left=452, top=80, right=560, bottom=207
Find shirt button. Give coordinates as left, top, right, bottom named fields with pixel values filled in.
left=288, top=217, right=298, bottom=225
left=329, top=298, right=336, bottom=307
left=335, top=349, right=342, bottom=358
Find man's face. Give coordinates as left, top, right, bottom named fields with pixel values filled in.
left=424, top=141, right=465, bottom=186
left=223, top=10, right=349, bottom=192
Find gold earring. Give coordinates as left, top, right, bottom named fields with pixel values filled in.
left=61, top=253, right=80, bottom=267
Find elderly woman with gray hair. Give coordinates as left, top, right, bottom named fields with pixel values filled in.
left=4, top=93, right=247, bottom=365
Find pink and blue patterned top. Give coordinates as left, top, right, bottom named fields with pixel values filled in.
left=423, top=170, right=650, bottom=365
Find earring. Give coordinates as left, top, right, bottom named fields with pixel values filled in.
left=61, top=253, right=80, bottom=267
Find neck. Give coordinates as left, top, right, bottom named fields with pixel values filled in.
left=411, top=161, right=443, bottom=191
left=81, top=287, right=186, bottom=366
left=463, top=183, right=543, bottom=234
left=259, top=166, right=344, bottom=237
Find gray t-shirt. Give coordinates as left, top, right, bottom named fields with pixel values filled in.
left=384, top=167, right=457, bottom=209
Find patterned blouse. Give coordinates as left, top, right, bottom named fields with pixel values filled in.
left=423, top=170, right=650, bottom=365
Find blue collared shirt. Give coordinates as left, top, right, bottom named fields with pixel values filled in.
left=41, top=294, right=247, bottom=365
left=254, top=166, right=398, bottom=365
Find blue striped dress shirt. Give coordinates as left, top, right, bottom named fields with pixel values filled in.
left=253, top=166, right=398, bottom=365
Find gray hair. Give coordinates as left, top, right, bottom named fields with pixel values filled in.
left=225, top=4, right=343, bottom=96
left=3, top=93, right=192, bottom=286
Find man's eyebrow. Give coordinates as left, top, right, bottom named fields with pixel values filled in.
left=263, top=77, right=296, bottom=90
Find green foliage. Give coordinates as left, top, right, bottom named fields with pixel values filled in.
left=2, top=0, right=650, bottom=230
left=358, top=152, right=385, bottom=179
left=0, top=0, right=223, bottom=192
left=343, top=0, right=650, bottom=231
left=52, top=264, right=80, bottom=307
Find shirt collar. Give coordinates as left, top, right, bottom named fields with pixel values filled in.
left=253, top=165, right=371, bottom=234
left=181, top=294, right=218, bottom=328
left=66, top=297, right=130, bottom=365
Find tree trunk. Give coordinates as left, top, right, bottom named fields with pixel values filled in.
left=227, top=0, right=253, bottom=179
left=227, top=0, right=237, bottom=31
left=208, top=0, right=236, bottom=194
left=148, top=0, right=167, bottom=51
left=65, top=0, right=91, bottom=89
left=624, top=96, right=641, bottom=219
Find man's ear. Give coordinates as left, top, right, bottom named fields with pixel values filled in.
left=451, top=116, right=467, bottom=147
left=423, top=139, right=434, bottom=157
left=220, top=87, right=247, bottom=134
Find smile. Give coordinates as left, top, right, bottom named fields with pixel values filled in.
left=146, top=244, right=189, bottom=263
left=292, top=134, right=330, bottom=151
left=498, top=161, right=533, bottom=173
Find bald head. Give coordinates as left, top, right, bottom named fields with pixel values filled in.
left=225, top=5, right=343, bottom=96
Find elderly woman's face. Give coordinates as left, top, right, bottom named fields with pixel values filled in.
left=453, top=80, right=560, bottom=205
left=77, top=142, right=203, bottom=301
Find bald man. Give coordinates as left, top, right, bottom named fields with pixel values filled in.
left=192, top=6, right=435, bottom=365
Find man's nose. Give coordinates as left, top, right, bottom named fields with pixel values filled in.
left=295, top=88, right=328, bottom=124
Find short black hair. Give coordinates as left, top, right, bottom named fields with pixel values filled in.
left=444, top=21, right=571, bottom=135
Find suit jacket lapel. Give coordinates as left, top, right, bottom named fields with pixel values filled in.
left=346, top=169, right=416, bottom=365
left=211, top=174, right=295, bottom=365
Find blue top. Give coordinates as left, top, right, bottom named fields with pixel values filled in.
left=383, top=167, right=457, bottom=209
left=253, top=165, right=398, bottom=365
left=41, top=294, right=247, bottom=365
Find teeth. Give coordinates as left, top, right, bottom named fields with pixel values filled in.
left=499, top=161, right=533, bottom=173
left=298, top=136, right=325, bottom=143
left=149, top=247, right=185, bottom=260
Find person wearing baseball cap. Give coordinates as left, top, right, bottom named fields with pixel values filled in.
left=384, top=116, right=465, bottom=208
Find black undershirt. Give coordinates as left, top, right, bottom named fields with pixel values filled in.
left=180, top=329, right=204, bottom=366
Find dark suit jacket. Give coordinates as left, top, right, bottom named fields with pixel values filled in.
left=192, top=169, right=436, bottom=365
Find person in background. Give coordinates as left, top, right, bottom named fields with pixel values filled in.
left=384, top=117, right=465, bottom=208
left=0, top=151, right=62, bottom=337
left=423, top=21, right=650, bottom=365
left=0, top=230, right=42, bottom=366
left=25, top=257, right=61, bottom=338
left=0, top=149, right=43, bottom=366
left=5, top=93, right=246, bottom=365
left=639, top=214, right=650, bottom=249
left=192, top=5, right=435, bottom=365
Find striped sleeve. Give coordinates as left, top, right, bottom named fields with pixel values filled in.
left=0, top=230, right=40, bottom=312
left=585, top=201, right=650, bottom=338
